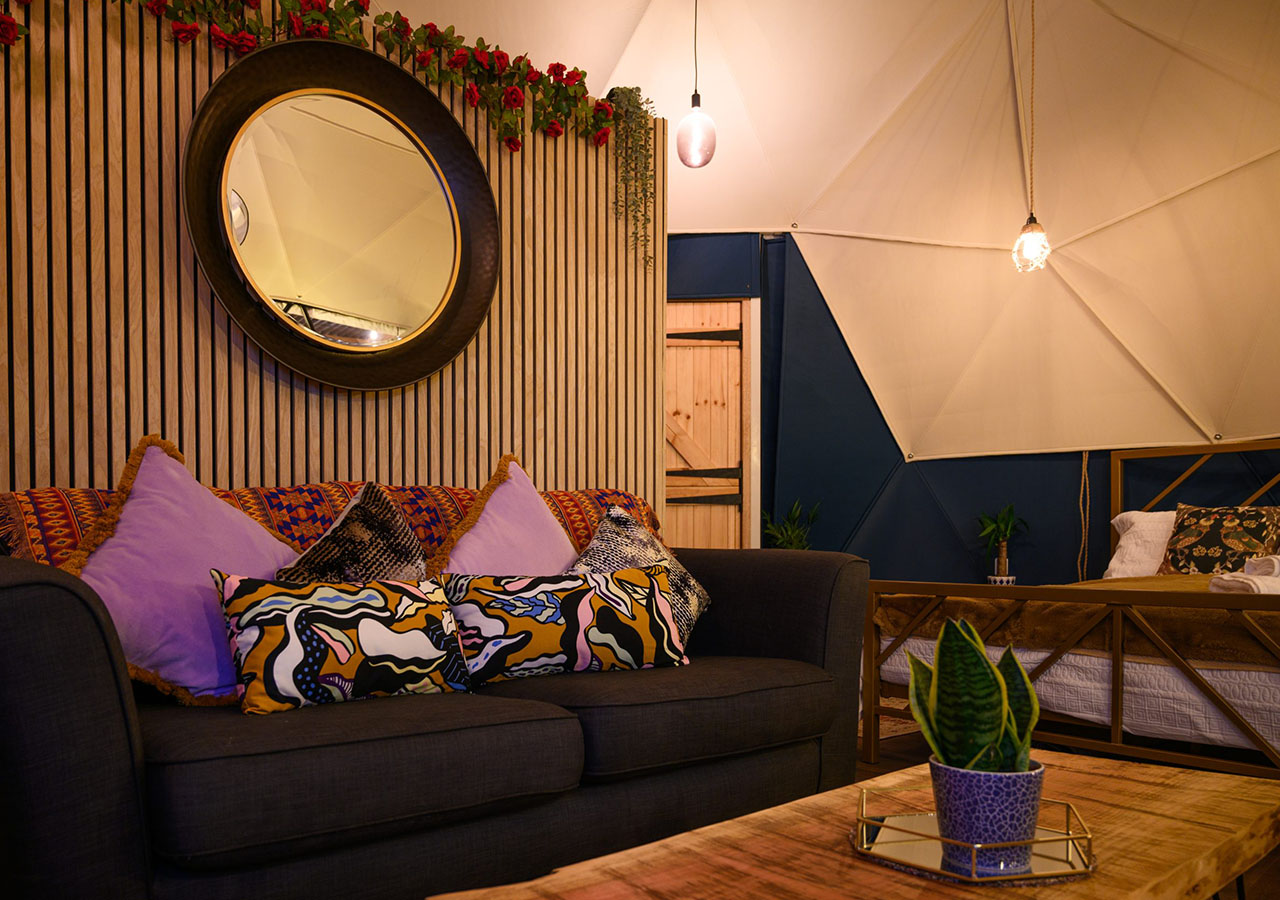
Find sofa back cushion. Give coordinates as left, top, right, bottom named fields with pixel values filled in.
left=1, top=481, right=660, bottom=568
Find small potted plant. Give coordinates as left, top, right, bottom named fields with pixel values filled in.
left=907, top=619, right=1042, bottom=877
left=762, top=500, right=820, bottom=550
left=978, top=503, right=1028, bottom=584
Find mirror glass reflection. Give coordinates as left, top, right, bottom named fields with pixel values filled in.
left=224, top=93, right=457, bottom=349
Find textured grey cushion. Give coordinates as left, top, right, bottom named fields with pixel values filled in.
left=139, top=692, right=583, bottom=868
left=573, top=505, right=709, bottom=643
left=483, top=656, right=836, bottom=780
left=276, top=482, right=427, bottom=583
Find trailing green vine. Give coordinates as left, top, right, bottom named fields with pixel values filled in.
left=607, top=86, right=656, bottom=267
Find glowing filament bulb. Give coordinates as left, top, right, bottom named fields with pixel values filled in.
left=676, top=92, right=716, bottom=168
left=1012, top=215, right=1051, bottom=272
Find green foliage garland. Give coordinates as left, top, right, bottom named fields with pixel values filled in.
left=606, top=86, right=656, bottom=267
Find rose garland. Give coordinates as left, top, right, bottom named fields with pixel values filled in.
left=1, top=1, right=618, bottom=153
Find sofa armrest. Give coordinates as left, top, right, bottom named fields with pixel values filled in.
left=674, top=548, right=868, bottom=790
left=0, top=557, right=150, bottom=899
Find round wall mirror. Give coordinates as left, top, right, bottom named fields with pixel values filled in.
left=224, top=92, right=458, bottom=350
left=185, top=40, right=499, bottom=390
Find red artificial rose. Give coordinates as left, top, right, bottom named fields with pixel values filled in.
left=592, top=126, right=611, bottom=147
left=14, top=0, right=32, bottom=5
left=473, top=47, right=489, bottom=69
left=564, top=69, right=583, bottom=87
left=144, top=0, right=167, bottom=17
left=300, top=0, right=328, bottom=12
left=288, top=12, right=303, bottom=36
left=512, top=54, right=526, bottom=66
left=425, top=22, right=441, bottom=43
left=415, top=47, right=434, bottom=68
left=594, top=99, right=613, bottom=118
left=171, top=21, right=200, bottom=44
left=464, top=82, right=480, bottom=108
left=447, top=48, right=469, bottom=70
left=504, top=136, right=522, bottom=152
left=501, top=85, right=524, bottom=110
left=393, top=14, right=410, bottom=38
left=0, top=14, right=17, bottom=48
left=244, top=0, right=261, bottom=10
left=525, top=67, right=541, bottom=84
left=352, top=0, right=370, bottom=12
left=494, top=49, right=509, bottom=74
left=547, top=62, right=567, bottom=82
left=305, top=22, right=329, bottom=38
left=544, top=120, right=564, bottom=138
left=234, top=31, right=258, bottom=55
left=210, top=23, right=234, bottom=51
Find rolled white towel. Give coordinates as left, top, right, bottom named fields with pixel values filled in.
left=1243, top=555, right=1280, bottom=577
left=1210, top=572, right=1280, bottom=594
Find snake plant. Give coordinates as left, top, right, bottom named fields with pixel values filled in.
left=907, top=619, right=1039, bottom=772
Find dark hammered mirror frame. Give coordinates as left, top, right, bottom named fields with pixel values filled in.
left=184, top=39, right=499, bottom=390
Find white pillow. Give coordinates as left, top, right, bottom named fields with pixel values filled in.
left=1102, top=510, right=1177, bottom=578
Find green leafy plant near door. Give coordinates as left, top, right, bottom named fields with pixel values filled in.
left=762, top=500, right=820, bottom=550
left=907, top=619, right=1039, bottom=771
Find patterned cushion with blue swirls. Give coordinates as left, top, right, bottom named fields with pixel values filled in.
left=214, top=572, right=471, bottom=715
left=441, top=566, right=688, bottom=685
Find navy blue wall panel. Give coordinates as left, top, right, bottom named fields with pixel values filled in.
left=668, top=233, right=1279, bottom=585
left=668, top=233, right=761, bottom=298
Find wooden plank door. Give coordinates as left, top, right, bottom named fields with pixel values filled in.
left=664, top=299, right=754, bottom=548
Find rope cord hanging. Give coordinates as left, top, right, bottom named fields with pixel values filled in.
left=1029, top=0, right=1036, bottom=214
left=1077, top=449, right=1091, bottom=580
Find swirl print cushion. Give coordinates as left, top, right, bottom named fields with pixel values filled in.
left=442, top=566, right=688, bottom=684
left=573, top=505, right=709, bottom=644
left=214, top=572, right=471, bottom=714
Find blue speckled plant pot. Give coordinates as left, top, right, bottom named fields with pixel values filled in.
left=929, top=757, right=1045, bottom=877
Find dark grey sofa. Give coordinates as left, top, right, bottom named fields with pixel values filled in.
left=0, top=548, right=867, bottom=900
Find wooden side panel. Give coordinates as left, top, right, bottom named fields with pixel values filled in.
left=2, top=12, right=666, bottom=500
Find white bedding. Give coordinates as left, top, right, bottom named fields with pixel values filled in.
left=880, top=636, right=1280, bottom=753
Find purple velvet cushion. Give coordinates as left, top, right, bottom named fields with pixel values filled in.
left=440, top=457, right=578, bottom=575
left=71, top=443, right=299, bottom=703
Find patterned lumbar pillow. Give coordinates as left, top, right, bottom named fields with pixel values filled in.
left=573, top=505, right=709, bottom=644
left=61, top=435, right=299, bottom=705
left=441, top=566, right=687, bottom=684
left=214, top=572, right=471, bottom=714
left=1158, top=503, right=1280, bottom=575
left=276, top=482, right=427, bottom=584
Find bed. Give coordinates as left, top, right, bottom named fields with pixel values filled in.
left=861, top=438, right=1280, bottom=779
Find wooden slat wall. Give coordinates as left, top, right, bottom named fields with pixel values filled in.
left=2, top=2, right=666, bottom=507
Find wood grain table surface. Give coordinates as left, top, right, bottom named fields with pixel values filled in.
left=431, top=749, right=1280, bottom=900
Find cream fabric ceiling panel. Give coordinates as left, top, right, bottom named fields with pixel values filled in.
left=390, top=0, right=1280, bottom=458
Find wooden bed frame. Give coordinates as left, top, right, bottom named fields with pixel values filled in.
left=861, top=438, right=1280, bottom=779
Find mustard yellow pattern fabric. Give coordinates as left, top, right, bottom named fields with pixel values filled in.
left=214, top=573, right=471, bottom=714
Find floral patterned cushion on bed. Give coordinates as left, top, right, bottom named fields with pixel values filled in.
left=1157, top=503, right=1280, bottom=575
left=441, top=566, right=687, bottom=684
left=215, top=572, right=471, bottom=714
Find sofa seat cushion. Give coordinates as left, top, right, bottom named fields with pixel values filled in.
left=138, top=692, right=583, bottom=868
left=481, top=656, right=836, bottom=781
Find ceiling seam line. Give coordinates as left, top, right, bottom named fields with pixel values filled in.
left=791, top=228, right=1007, bottom=251
left=599, top=0, right=659, bottom=94
left=791, top=0, right=1001, bottom=224
left=1045, top=257, right=1215, bottom=442
left=1057, top=143, right=1280, bottom=248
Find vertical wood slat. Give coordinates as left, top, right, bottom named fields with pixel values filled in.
left=2, top=13, right=665, bottom=500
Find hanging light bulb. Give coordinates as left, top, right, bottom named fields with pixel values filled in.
left=1012, top=214, right=1050, bottom=271
left=1012, top=0, right=1050, bottom=271
left=677, top=92, right=716, bottom=168
left=676, top=0, right=715, bottom=168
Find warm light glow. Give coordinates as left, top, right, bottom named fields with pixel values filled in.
left=676, top=95, right=716, bottom=168
left=1012, top=216, right=1051, bottom=272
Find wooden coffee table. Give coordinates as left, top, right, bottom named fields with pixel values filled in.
left=433, top=749, right=1280, bottom=899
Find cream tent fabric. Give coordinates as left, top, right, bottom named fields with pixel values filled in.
left=392, top=0, right=1280, bottom=458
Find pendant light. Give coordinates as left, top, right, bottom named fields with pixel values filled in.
left=1012, top=0, right=1050, bottom=272
left=676, top=0, right=716, bottom=168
